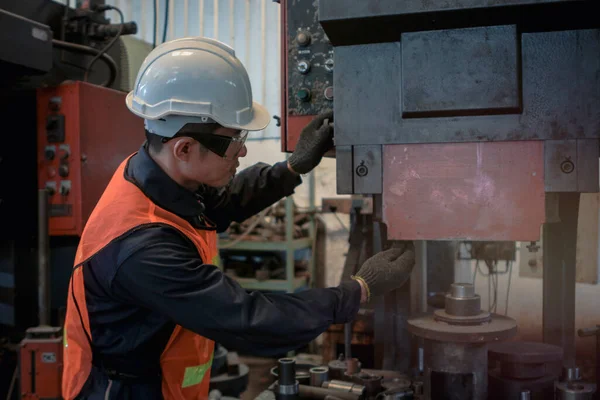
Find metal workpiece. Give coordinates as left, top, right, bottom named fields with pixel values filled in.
left=555, top=381, right=596, bottom=400
left=275, top=358, right=299, bottom=400
left=378, top=387, right=415, bottom=399
left=407, top=284, right=517, bottom=399
left=322, top=380, right=366, bottom=397
left=444, top=283, right=481, bottom=317
left=297, top=385, right=360, bottom=400
left=487, top=342, right=563, bottom=400
left=310, top=367, right=329, bottom=388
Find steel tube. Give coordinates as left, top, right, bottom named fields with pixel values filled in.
left=38, top=189, right=50, bottom=326
left=310, top=367, right=329, bottom=388
left=298, top=385, right=359, bottom=400
left=278, top=358, right=296, bottom=386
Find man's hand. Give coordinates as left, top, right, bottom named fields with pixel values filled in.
left=352, top=242, right=415, bottom=303
left=287, top=111, right=334, bottom=174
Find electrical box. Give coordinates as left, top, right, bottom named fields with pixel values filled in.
left=20, top=327, right=63, bottom=400
left=37, top=81, right=144, bottom=236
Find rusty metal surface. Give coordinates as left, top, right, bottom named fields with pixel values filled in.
left=488, top=342, right=563, bottom=364
left=382, top=141, right=545, bottom=241
left=433, top=309, right=492, bottom=326
left=408, top=314, right=517, bottom=343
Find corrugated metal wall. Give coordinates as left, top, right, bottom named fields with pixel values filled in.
left=59, top=0, right=282, bottom=140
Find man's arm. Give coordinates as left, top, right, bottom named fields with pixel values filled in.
left=109, top=226, right=361, bottom=357
left=202, top=161, right=302, bottom=232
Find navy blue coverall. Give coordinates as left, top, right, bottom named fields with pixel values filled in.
left=78, top=144, right=361, bottom=399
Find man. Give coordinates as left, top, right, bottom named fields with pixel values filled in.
left=62, top=37, right=415, bottom=399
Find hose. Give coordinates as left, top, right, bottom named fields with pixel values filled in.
left=51, top=39, right=118, bottom=87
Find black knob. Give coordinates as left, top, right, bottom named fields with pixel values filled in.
left=46, top=185, right=56, bottom=196
left=60, top=184, right=70, bottom=196
left=59, top=164, right=69, bottom=178
left=45, top=148, right=55, bottom=160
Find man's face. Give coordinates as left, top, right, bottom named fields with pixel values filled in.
left=184, top=126, right=248, bottom=188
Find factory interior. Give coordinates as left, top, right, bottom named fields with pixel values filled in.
left=1, top=0, right=600, bottom=399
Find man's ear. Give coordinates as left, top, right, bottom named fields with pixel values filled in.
left=172, top=138, right=194, bottom=161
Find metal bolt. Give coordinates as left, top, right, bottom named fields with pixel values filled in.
left=560, top=157, right=575, bottom=174
left=356, top=161, right=368, bottom=177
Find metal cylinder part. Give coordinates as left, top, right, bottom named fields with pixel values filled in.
left=445, top=283, right=482, bottom=317
left=563, top=367, right=583, bottom=382
left=520, top=390, right=531, bottom=400
left=408, top=284, right=517, bottom=400
left=276, top=358, right=299, bottom=400
left=278, top=358, right=296, bottom=386
left=555, top=381, right=596, bottom=400
left=323, top=380, right=366, bottom=397
left=346, top=358, right=360, bottom=375
left=451, top=282, right=475, bottom=298
left=424, top=341, right=488, bottom=400
left=328, top=357, right=348, bottom=380
left=298, top=385, right=359, bottom=400
left=310, top=367, right=329, bottom=388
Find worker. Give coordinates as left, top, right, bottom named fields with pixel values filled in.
left=61, top=37, right=415, bottom=400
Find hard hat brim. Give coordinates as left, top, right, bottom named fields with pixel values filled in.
left=126, top=92, right=271, bottom=132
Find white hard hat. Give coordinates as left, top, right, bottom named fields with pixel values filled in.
left=126, top=36, right=270, bottom=137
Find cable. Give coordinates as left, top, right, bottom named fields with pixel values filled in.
left=505, top=260, right=513, bottom=315
left=52, top=39, right=118, bottom=87
left=6, top=365, right=17, bottom=400
left=162, top=0, right=170, bottom=43
left=153, top=0, right=158, bottom=48
left=83, top=5, right=124, bottom=85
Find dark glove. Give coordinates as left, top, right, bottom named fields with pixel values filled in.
left=352, top=242, right=415, bottom=302
left=288, top=111, right=334, bottom=174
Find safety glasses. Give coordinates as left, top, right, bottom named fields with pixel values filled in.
left=167, top=123, right=249, bottom=159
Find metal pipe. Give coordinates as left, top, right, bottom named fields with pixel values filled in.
left=38, top=189, right=50, bottom=326
left=298, top=385, right=359, bottom=400
left=184, top=0, right=189, bottom=36
left=344, top=322, right=352, bottom=361
left=199, top=0, right=204, bottom=36
left=213, top=0, right=219, bottom=40
left=278, top=358, right=296, bottom=386
left=310, top=367, right=329, bottom=388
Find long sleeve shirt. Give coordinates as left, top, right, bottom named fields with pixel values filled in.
left=82, top=144, right=361, bottom=382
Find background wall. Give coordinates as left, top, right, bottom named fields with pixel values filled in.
left=54, top=0, right=599, bottom=376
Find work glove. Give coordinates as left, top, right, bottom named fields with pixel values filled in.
left=352, top=242, right=415, bottom=302
left=288, top=111, right=334, bottom=174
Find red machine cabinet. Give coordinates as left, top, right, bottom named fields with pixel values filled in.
left=37, top=81, right=144, bottom=236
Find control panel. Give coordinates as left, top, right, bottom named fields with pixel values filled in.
left=37, top=81, right=143, bottom=236
left=37, top=85, right=79, bottom=235
left=286, top=0, right=334, bottom=116
left=281, top=0, right=334, bottom=152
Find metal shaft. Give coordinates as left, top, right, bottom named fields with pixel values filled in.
left=38, top=189, right=50, bottom=326
left=344, top=322, right=352, bottom=360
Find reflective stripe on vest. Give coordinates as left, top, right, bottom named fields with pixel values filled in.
left=62, top=154, right=217, bottom=400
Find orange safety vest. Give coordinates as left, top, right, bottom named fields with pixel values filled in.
left=62, top=154, right=217, bottom=399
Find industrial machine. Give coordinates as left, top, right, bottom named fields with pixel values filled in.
left=279, top=0, right=600, bottom=399
left=0, top=1, right=146, bottom=398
